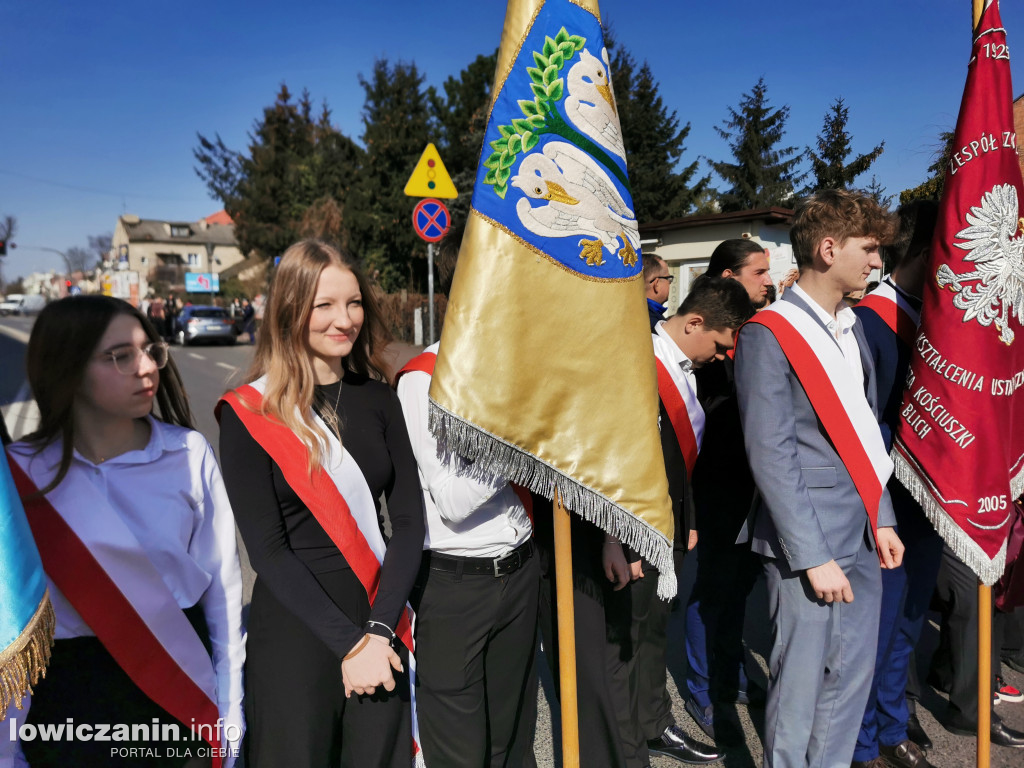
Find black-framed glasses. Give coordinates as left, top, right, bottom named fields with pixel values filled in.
left=100, top=342, right=170, bottom=375
left=650, top=274, right=675, bottom=285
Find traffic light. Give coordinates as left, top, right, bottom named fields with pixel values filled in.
left=0, top=240, right=6, bottom=256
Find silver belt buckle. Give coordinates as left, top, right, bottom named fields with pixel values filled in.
left=493, top=555, right=503, bottom=577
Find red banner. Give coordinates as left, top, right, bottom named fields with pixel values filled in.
left=893, top=0, right=1023, bottom=584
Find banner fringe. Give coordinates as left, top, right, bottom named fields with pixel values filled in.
left=892, top=452, right=1006, bottom=585
left=429, top=399, right=678, bottom=600
left=0, top=589, right=55, bottom=718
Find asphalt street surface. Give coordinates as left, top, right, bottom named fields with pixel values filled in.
left=2, top=315, right=1022, bottom=767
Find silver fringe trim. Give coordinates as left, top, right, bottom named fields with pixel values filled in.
left=429, top=399, right=678, bottom=600
left=892, top=452, right=1007, bottom=585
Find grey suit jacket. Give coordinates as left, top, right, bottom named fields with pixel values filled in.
left=734, top=290, right=896, bottom=571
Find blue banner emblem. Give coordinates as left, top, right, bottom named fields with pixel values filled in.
left=473, top=2, right=639, bottom=281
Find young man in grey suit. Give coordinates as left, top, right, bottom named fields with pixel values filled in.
left=734, top=189, right=905, bottom=768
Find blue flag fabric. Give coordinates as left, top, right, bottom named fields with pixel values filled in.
left=0, top=447, right=53, bottom=717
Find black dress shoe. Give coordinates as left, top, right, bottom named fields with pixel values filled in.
left=646, top=724, right=722, bottom=764
left=880, top=739, right=934, bottom=767
left=943, top=712, right=1024, bottom=747
left=906, top=712, right=933, bottom=751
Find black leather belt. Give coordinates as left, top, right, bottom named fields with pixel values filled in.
left=425, top=539, right=533, bottom=577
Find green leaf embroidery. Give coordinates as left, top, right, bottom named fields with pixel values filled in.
left=547, top=80, right=563, bottom=102
left=519, top=130, right=532, bottom=149
left=554, top=28, right=569, bottom=45
left=484, top=168, right=498, bottom=184
left=508, top=135, right=523, bottom=154
left=494, top=183, right=507, bottom=200
left=519, top=99, right=539, bottom=117
left=531, top=83, right=547, bottom=100
left=543, top=65, right=559, bottom=86
left=498, top=124, right=514, bottom=139
left=524, top=132, right=540, bottom=152
left=496, top=166, right=511, bottom=185
left=558, top=42, right=576, bottom=60
left=499, top=151, right=516, bottom=170
left=483, top=151, right=501, bottom=170
left=533, top=52, right=548, bottom=69
left=549, top=51, right=564, bottom=69
left=527, top=114, right=546, bottom=129
left=511, top=117, right=532, bottom=134
left=527, top=67, right=544, bottom=85
left=542, top=38, right=556, bottom=57
left=569, top=35, right=585, bottom=50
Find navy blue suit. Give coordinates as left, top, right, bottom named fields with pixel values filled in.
left=852, top=284, right=944, bottom=761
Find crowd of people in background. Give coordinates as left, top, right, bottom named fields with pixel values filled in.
left=2, top=189, right=1024, bottom=768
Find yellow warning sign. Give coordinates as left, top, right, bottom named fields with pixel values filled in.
left=404, top=143, right=458, bottom=199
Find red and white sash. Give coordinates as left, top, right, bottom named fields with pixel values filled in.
left=747, top=300, right=894, bottom=547
left=6, top=443, right=223, bottom=766
left=857, top=279, right=920, bottom=347
left=396, top=346, right=534, bottom=521
left=215, top=377, right=424, bottom=765
left=652, top=329, right=704, bottom=478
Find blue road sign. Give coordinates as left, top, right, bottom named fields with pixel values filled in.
left=412, top=198, right=451, bottom=243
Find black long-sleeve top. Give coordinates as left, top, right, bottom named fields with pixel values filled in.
left=219, top=372, right=425, bottom=658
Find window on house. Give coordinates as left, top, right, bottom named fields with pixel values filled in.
left=170, top=225, right=191, bottom=237
left=187, top=253, right=200, bottom=266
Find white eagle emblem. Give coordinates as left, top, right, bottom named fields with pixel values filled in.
left=936, top=183, right=1024, bottom=345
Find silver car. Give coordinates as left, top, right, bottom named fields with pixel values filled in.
left=174, top=305, right=236, bottom=346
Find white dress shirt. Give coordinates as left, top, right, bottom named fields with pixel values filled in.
left=790, top=283, right=865, bottom=383
left=8, top=418, right=245, bottom=760
left=654, top=321, right=698, bottom=394
left=396, top=350, right=531, bottom=558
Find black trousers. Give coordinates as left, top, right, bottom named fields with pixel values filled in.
left=633, top=558, right=679, bottom=741
left=244, top=576, right=412, bottom=768
left=535, top=511, right=628, bottom=768
left=928, top=546, right=1001, bottom=723
left=409, top=547, right=540, bottom=768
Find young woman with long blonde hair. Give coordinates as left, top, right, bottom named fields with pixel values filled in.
left=217, top=239, right=425, bottom=767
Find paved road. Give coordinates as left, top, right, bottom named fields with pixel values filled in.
left=2, top=316, right=1023, bottom=767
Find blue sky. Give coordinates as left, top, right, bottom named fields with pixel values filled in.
left=1, top=0, right=1021, bottom=281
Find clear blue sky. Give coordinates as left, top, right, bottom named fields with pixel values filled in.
left=1, top=0, right=1021, bottom=281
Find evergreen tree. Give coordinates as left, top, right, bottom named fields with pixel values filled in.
left=346, top=59, right=434, bottom=291
left=900, top=130, right=955, bottom=204
left=608, top=44, right=709, bottom=222
left=709, top=78, right=805, bottom=211
left=194, top=85, right=362, bottom=260
left=864, top=175, right=894, bottom=209
left=805, top=97, right=884, bottom=193
left=429, top=51, right=498, bottom=234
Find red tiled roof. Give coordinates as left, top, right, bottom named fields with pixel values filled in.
left=204, top=210, right=233, bottom=225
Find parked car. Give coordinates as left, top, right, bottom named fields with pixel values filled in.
left=0, top=294, right=46, bottom=316
left=0, top=294, right=25, bottom=316
left=173, top=305, right=237, bottom=346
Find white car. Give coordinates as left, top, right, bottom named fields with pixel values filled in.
left=0, top=294, right=46, bottom=316
left=0, top=294, right=25, bottom=316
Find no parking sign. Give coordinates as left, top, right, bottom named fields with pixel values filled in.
left=412, top=198, right=451, bottom=243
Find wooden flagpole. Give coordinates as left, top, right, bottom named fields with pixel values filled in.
left=553, top=488, right=580, bottom=767
left=965, top=5, right=991, bottom=766
left=977, top=580, right=992, bottom=768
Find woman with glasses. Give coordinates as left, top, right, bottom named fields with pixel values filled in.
left=5, top=295, right=244, bottom=767
left=217, top=240, right=425, bottom=768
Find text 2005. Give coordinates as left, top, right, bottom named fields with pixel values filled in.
left=978, top=495, right=1007, bottom=513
